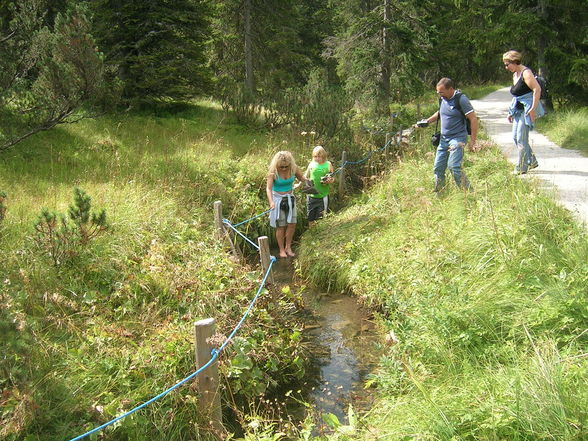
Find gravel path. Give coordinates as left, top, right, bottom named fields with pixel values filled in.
left=472, top=87, right=588, bottom=227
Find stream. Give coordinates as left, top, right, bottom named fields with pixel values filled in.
left=271, top=257, right=381, bottom=433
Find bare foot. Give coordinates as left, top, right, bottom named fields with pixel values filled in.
left=286, top=249, right=296, bottom=257
left=279, top=251, right=288, bottom=258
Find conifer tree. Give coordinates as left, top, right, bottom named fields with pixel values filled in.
left=91, top=0, right=212, bottom=103
left=0, top=0, right=113, bottom=152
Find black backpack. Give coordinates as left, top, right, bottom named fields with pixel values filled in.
left=535, top=74, right=548, bottom=100
left=453, top=92, right=471, bottom=135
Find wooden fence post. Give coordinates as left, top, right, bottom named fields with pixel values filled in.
left=213, top=201, right=224, bottom=239
left=213, top=200, right=239, bottom=257
left=339, top=150, right=347, bottom=197
left=257, top=236, right=274, bottom=284
left=194, top=318, right=223, bottom=435
left=385, top=133, right=389, bottom=156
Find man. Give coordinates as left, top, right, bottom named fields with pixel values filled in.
left=416, top=78, right=478, bottom=192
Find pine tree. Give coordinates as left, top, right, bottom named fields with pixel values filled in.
left=91, top=0, right=212, bottom=103
left=0, top=0, right=114, bottom=152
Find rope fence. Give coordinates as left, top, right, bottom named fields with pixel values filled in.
left=68, top=253, right=276, bottom=440
left=223, top=218, right=260, bottom=250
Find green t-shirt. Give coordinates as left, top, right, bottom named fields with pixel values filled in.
left=308, top=160, right=331, bottom=198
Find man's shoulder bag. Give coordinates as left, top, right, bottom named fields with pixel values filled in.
left=431, top=98, right=441, bottom=148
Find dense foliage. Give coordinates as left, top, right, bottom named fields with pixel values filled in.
left=2, top=0, right=586, bottom=151
left=0, top=0, right=113, bottom=151
left=90, top=0, right=212, bottom=103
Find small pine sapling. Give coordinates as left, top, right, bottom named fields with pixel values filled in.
left=34, top=188, right=108, bottom=265
left=68, top=187, right=108, bottom=245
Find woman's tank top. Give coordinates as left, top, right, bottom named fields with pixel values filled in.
left=273, top=174, right=295, bottom=192
left=510, top=69, right=533, bottom=96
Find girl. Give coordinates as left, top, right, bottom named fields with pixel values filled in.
left=304, top=146, right=334, bottom=227
left=266, top=151, right=304, bottom=258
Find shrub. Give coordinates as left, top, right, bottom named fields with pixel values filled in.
left=34, top=188, right=108, bottom=265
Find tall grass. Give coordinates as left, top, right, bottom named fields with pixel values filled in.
left=298, top=133, right=588, bottom=440
left=0, top=101, right=313, bottom=440
left=535, top=107, right=588, bottom=153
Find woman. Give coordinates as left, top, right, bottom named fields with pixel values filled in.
left=503, top=50, right=545, bottom=174
left=266, top=151, right=304, bottom=258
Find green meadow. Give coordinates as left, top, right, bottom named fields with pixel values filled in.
left=1, top=97, right=586, bottom=440
left=0, top=102, right=310, bottom=440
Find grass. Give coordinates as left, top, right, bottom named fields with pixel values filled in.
left=2, top=94, right=585, bottom=440
left=535, top=107, right=588, bottom=153
left=0, top=100, right=315, bottom=440
left=298, top=132, right=588, bottom=440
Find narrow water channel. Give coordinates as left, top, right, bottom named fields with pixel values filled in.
left=271, top=257, right=381, bottom=433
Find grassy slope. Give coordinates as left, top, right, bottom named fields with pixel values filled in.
left=0, top=102, right=308, bottom=440
left=299, top=135, right=588, bottom=440
left=535, top=107, right=588, bottom=154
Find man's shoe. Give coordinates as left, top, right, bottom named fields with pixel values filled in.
left=529, top=160, right=539, bottom=170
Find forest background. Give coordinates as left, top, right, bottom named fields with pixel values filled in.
left=1, top=0, right=587, bottom=440
left=1, top=0, right=587, bottom=152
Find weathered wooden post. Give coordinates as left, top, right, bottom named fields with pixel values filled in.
left=194, top=318, right=223, bottom=435
left=213, top=201, right=224, bottom=239
left=385, top=133, right=389, bottom=156
left=213, top=200, right=239, bottom=256
left=257, top=236, right=274, bottom=284
left=339, top=150, right=347, bottom=197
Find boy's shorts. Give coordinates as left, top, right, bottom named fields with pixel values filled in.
left=307, top=195, right=328, bottom=222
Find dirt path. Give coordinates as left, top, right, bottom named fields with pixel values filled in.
left=472, top=87, right=588, bottom=227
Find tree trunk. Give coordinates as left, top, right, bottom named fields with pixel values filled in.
left=537, top=0, right=553, bottom=110
left=244, top=0, right=254, bottom=93
left=379, top=0, right=391, bottom=114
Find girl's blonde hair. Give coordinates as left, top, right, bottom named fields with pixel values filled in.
left=312, top=145, right=327, bottom=161
left=268, top=151, right=298, bottom=176
left=502, top=50, right=522, bottom=65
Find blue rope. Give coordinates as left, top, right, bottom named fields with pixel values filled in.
left=69, top=258, right=276, bottom=441
left=232, top=209, right=271, bottom=228
left=332, top=138, right=393, bottom=175
left=222, top=219, right=260, bottom=250
left=217, top=256, right=276, bottom=353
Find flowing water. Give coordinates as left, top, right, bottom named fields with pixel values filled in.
left=271, top=257, right=381, bottom=432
